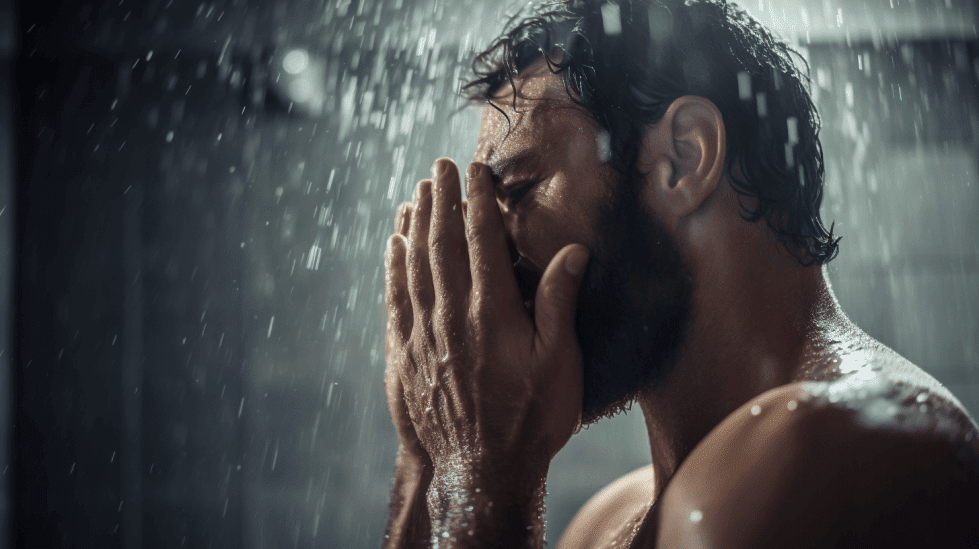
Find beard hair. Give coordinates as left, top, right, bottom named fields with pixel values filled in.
left=574, top=169, right=694, bottom=425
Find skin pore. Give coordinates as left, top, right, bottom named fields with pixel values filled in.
left=383, top=56, right=979, bottom=549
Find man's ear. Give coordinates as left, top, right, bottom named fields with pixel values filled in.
left=637, top=95, right=726, bottom=219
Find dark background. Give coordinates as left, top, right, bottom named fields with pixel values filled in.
left=4, top=0, right=978, bottom=547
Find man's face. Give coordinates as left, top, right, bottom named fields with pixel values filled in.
left=473, top=62, right=693, bottom=424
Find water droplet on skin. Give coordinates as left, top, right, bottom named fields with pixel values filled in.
left=916, top=392, right=928, bottom=403
left=689, top=510, right=703, bottom=523
left=442, top=531, right=450, bottom=538
left=919, top=403, right=928, bottom=413
left=751, top=405, right=761, bottom=416
left=787, top=400, right=798, bottom=411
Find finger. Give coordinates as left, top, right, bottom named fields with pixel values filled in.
left=429, top=159, right=471, bottom=340
left=533, top=243, right=589, bottom=355
left=385, top=234, right=413, bottom=349
left=465, top=162, right=522, bottom=312
left=407, top=180, right=436, bottom=330
left=395, top=202, right=413, bottom=237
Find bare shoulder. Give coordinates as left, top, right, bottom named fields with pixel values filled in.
left=555, top=464, right=654, bottom=549
left=656, top=375, right=979, bottom=548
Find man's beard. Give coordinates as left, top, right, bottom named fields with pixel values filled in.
left=575, top=170, right=694, bottom=425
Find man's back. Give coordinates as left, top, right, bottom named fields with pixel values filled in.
left=557, top=338, right=979, bottom=549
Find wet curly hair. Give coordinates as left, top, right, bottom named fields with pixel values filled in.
left=462, top=0, right=840, bottom=265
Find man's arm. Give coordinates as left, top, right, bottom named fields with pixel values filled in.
left=425, top=460, right=548, bottom=548
left=655, top=387, right=979, bottom=548
left=382, top=447, right=433, bottom=549
left=382, top=203, right=434, bottom=549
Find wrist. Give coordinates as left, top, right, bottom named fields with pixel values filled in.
left=427, top=457, right=548, bottom=549
left=397, top=444, right=433, bottom=478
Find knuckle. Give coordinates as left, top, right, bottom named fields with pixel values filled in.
left=468, top=295, right=497, bottom=323
left=428, top=232, right=461, bottom=254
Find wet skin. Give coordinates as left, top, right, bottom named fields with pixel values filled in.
left=382, top=59, right=979, bottom=548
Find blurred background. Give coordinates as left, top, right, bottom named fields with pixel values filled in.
left=3, top=0, right=977, bottom=547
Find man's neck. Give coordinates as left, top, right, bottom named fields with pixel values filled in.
left=637, top=260, right=846, bottom=495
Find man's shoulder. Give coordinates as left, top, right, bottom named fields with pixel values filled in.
left=657, top=380, right=979, bottom=548
left=555, top=464, right=654, bottom=549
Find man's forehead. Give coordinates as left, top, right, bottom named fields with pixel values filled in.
left=474, top=59, right=585, bottom=164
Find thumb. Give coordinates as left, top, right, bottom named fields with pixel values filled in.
left=533, top=243, right=589, bottom=352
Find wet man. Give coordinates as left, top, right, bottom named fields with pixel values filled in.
left=381, top=0, right=979, bottom=547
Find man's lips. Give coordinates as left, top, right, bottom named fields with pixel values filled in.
left=512, top=255, right=542, bottom=313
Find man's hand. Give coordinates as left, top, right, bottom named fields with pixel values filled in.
left=382, top=201, right=435, bottom=549
left=384, top=158, right=589, bottom=546
left=385, top=199, right=433, bottom=473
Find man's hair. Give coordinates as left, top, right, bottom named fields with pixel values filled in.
left=462, top=0, right=840, bottom=265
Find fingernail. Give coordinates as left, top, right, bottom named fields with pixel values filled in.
left=466, top=162, right=480, bottom=181
left=564, top=248, right=589, bottom=277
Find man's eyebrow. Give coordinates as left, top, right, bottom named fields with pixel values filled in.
left=487, top=150, right=543, bottom=184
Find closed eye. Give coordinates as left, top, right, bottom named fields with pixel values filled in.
left=505, top=180, right=537, bottom=206
left=491, top=172, right=539, bottom=207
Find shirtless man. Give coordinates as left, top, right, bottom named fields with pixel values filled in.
left=381, top=1, right=979, bottom=547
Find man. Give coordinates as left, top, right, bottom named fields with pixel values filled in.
left=381, top=0, right=979, bottom=547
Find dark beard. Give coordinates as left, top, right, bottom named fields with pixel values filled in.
left=575, top=170, right=694, bottom=425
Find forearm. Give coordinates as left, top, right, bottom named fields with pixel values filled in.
left=383, top=448, right=435, bottom=549
left=427, top=459, right=548, bottom=549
